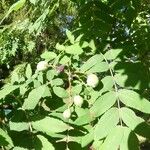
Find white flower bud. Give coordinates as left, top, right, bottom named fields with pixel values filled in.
left=63, top=109, right=71, bottom=119
left=87, top=74, right=99, bottom=88
left=73, top=95, right=83, bottom=107
left=37, top=61, right=48, bottom=71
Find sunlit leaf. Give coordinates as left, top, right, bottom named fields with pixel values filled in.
left=118, top=89, right=150, bottom=114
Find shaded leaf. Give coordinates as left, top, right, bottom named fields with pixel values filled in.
left=0, top=128, right=13, bottom=147
left=0, top=85, right=19, bottom=100
left=120, top=127, right=139, bottom=150
left=100, top=126, right=139, bottom=150
left=120, top=107, right=150, bottom=139
left=22, top=85, right=46, bottom=110
left=34, top=135, right=55, bottom=150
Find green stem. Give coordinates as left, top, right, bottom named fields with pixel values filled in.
left=102, top=53, right=123, bottom=126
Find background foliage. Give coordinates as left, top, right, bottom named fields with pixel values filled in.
left=0, top=0, right=150, bottom=149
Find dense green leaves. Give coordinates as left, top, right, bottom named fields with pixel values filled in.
left=0, top=128, right=13, bottom=147
left=34, top=135, right=55, bottom=150
left=114, top=62, right=150, bottom=90
left=0, top=0, right=150, bottom=149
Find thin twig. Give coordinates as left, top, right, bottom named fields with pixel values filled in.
left=102, top=53, right=123, bottom=126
